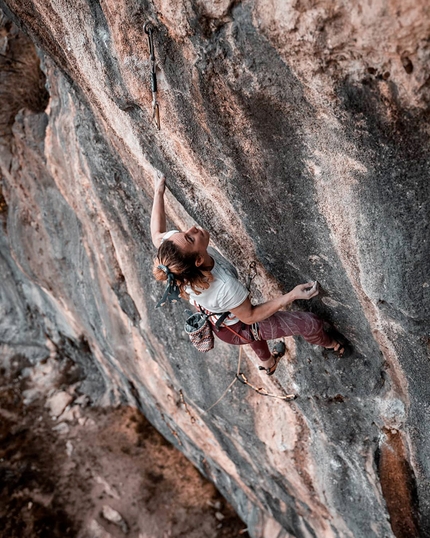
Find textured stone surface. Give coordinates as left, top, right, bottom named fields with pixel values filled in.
left=0, top=1, right=429, bottom=536
left=0, top=356, right=246, bottom=538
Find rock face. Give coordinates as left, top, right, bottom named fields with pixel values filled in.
left=0, top=1, right=429, bottom=536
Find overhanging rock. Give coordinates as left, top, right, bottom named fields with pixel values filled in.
left=0, top=1, right=429, bottom=536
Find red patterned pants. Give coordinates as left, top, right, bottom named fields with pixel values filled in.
left=214, top=311, right=332, bottom=361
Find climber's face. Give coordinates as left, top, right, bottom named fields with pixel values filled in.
left=169, top=226, right=210, bottom=258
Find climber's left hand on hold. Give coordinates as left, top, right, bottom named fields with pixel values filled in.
left=154, top=170, right=166, bottom=196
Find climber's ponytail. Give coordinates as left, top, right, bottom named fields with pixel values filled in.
left=153, top=240, right=213, bottom=300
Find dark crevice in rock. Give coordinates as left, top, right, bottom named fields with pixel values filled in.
left=0, top=184, right=7, bottom=215
left=85, top=0, right=127, bottom=100
left=50, top=334, right=106, bottom=400
left=113, top=278, right=142, bottom=326
left=0, top=0, right=75, bottom=85
left=126, top=378, right=142, bottom=407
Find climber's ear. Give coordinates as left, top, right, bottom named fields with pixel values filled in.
left=195, top=255, right=204, bottom=268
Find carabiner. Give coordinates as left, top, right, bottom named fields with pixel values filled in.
left=144, top=22, right=155, bottom=60
left=153, top=100, right=160, bottom=130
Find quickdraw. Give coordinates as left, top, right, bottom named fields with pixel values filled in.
left=144, top=22, right=160, bottom=130
left=236, top=373, right=296, bottom=401
left=179, top=389, right=196, bottom=424
left=205, top=346, right=296, bottom=413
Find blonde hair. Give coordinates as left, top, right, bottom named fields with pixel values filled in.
left=153, top=240, right=213, bottom=300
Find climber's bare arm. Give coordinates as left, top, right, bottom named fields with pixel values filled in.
left=151, top=171, right=167, bottom=248
left=231, top=282, right=319, bottom=325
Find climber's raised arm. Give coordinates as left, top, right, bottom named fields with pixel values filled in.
left=230, top=282, right=319, bottom=325
left=151, top=171, right=167, bottom=248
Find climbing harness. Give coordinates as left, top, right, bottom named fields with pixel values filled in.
left=186, top=263, right=257, bottom=353
left=144, top=22, right=160, bottom=130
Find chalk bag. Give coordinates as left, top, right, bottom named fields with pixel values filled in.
left=184, top=311, right=214, bottom=353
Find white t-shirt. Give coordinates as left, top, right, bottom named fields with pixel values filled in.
left=161, top=232, right=248, bottom=325
left=187, top=247, right=248, bottom=325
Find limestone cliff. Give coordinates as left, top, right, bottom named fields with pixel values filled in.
left=0, top=1, right=429, bottom=536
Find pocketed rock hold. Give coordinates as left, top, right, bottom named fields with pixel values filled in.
left=95, top=476, right=121, bottom=500
left=88, top=519, right=114, bottom=538
left=101, top=505, right=129, bottom=534
left=46, top=391, right=73, bottom=418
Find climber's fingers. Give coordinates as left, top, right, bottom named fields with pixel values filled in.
left=153, top=169, right=166, bottom=194
left=293, top=281, right=319, bottom=300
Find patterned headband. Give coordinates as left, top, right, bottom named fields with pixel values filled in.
left=156, top=264, right=181, bottom=308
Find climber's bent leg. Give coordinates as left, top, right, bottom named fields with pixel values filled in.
left=213, top=322, right=272, bottom=361
left=249, top=340, right=272, bottom=361
left=257, top=311, right=333, bottom=348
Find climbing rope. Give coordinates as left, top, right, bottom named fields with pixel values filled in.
left=204, top=346, right=296, bottom=413
left=236, top=372, right=296, bottom=401
left=144, top=22, right=160, bottom=130
left=205, top=346, right=243, bottom=413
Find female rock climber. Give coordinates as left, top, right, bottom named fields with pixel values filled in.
left=151, top=171, right=348, bottom=375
